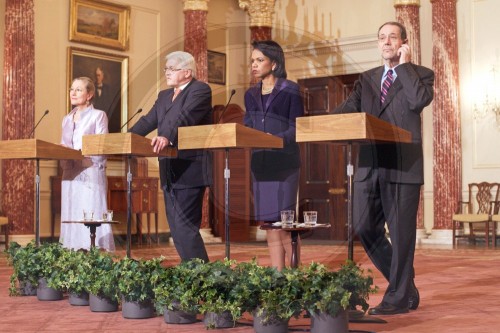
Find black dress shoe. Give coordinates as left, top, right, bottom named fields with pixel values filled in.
left=408, top=281, right=420, bottom=310
left=368, top=302, right=409, bottom=315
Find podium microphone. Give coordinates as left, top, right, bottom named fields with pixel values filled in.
left=217, top=89, right=236, bottom=123
left=120, top=108, right=143, bottom=130
left=29, top=109, right=49, bottom=137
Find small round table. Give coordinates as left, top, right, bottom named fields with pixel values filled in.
left=62, top=220, right=119, bottom=248
left=260, top=223, right=331, bottom=268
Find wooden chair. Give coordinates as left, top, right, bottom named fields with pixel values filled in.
left=0, top=215, right=9, bottom=249
left=491, top=200, right=500, bottom=247
left=452, top=182, right=500, bottom=247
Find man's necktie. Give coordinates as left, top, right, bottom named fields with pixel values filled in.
left=380, top=69, right=393, bottom=105
left=172, top=88, right=182, bottom=101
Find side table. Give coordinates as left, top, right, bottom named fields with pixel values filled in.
left=62, top=221, right=119, bottom=248
left=260, top=223, right=331, bottom=268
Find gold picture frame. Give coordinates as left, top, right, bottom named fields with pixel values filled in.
left=67, top=47, right=129, bottom=133
left=208, top=50, right=226, bottom=85
left=69, top=0, right=130, bottom=51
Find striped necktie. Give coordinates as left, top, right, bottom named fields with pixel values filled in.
left=380, top=69, right=393, bottom=105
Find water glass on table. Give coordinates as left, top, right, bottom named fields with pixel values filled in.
left=102, top=210, right=113, bottom=222
left=83, top=210, right=94, bottom=221
left=303, top=211, right=318, bottom=226
left=280, top=210, right=295, bottom=226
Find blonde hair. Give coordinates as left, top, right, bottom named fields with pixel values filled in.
left=73, top=76, right=96, bottom=100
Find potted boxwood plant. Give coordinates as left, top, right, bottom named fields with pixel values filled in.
left=151, top=258, right=205, bottom=324
left=236, top=259, right=303, bottom=333
left=301, top=260, right=377, bottom=333
left=198, top=259, right=244, bottom=329
left=5, top=241, right=39, bottom=296
left=115, top=256, right=164, bottom=319
left=86, top=247, right=120, bottom=312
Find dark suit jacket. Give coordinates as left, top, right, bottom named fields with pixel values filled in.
left=129, top=79, right=213, bottom=189
left=335, top=63, right=434, bottom=184
left=243, top=78, right=304, bottom=173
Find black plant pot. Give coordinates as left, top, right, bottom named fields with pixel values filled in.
left=310, top=309, right=349, bottom=333
left=164, top=306, right=197, bottom=324
left=19, top=280, right=37, bottom=296
left=36, top=278, right=63, bottom=301
left=252, top=309, right=289, bottom=333
left=121, top=299, right=155, bottom=319
left=203, top=311, right=235, bottom=329
left=68, top=290, right=89, bottom=306
left=89, top=293, right=118, bottom=312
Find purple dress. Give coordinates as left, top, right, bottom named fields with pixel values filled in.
left=244, top=79, right=304, bottom=222
left=59, top=105, right=115, bottom=251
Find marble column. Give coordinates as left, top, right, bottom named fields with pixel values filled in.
left=430, top=0, right=461, bottom=229
left=182, top=0, right=211, bottom=229
left=183, top=0, right=209, bottom=82
left=239, top=0, right=275, bottom=86
left=394, top=0, right=424, bottom=229
left=239, top=0, right=275, bottom=41
left=395, top=0, right=421, bottom=67
left=1, top=0, right=36, bottom=237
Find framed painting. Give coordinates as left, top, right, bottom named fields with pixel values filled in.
left=67, top=47, right=129, bottom=133
left=69, top=0, right=130, bottom=51
left=207, top=50, right=226, bottom=85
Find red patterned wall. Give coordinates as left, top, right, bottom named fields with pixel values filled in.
left=1, top=0, right=36, bottom=236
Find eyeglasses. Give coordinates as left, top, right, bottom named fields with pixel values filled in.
left=163, top=67, right=184, bottom=73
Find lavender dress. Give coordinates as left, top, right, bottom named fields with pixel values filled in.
left=59, top=105, right=115, bottom=251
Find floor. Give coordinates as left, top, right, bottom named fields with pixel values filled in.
left=0, top=238, right=499, bottom=333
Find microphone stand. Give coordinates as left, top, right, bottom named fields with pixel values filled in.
left=120, top=108, right=143, bottom=131
left=29, top=110, right=49, bottom=137
left=29, top=109, right=49, bottom=245
left=217, top=89, right=236, bottom=258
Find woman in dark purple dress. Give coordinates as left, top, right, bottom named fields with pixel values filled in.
left=244, top=40, right=304, bottom=270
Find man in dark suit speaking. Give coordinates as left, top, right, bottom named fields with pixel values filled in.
left=130, top=51, right=212, bottom=262
left=334, top=22, right=434, bottom=315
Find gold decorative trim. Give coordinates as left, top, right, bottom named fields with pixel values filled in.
left=239, top=0, right=275, bottom=27
left=394, top=0, right=420, bottom=6
left=183, top=0, right=210, bottom=12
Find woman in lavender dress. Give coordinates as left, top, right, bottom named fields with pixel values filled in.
left=59, top=77, right=115, bottom=251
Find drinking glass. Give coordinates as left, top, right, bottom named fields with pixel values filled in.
left=280, top=210, right=295, bottom=225
left=303, top=211, right=318, bottom=225
left=83, top=210, right=94, bottom=221
left=103, top=210, right=113, bottom=222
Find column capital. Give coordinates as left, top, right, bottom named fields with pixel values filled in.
left=429, top=0, right=457, bottom=3
left=394, top=0, right=420, bottom=6
left=239, top=0, right=276, bottom=27
left=183, top=0, right=210, bottom=12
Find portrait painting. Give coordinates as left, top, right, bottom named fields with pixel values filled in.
left=67, top=47, right=128, bottom=133
left=69, top=0, right=130, bottom=51
left=208, top=50, right=226, bottom=85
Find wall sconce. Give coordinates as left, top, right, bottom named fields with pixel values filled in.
left=473, top=66, right=500, bottom=128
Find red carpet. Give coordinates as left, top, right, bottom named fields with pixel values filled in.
left=0, top=241, right=499, bottom=332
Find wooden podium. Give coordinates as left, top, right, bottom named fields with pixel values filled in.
left=0, top=139, right=83, bottom=245
left=82, top=133, right=176, bottom=257
left=296, top=113, right=412, bottom=260
left=178, top=123, right=283, bottom=258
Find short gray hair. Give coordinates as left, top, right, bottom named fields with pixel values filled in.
left=165, top=51, right=197, bottom=78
